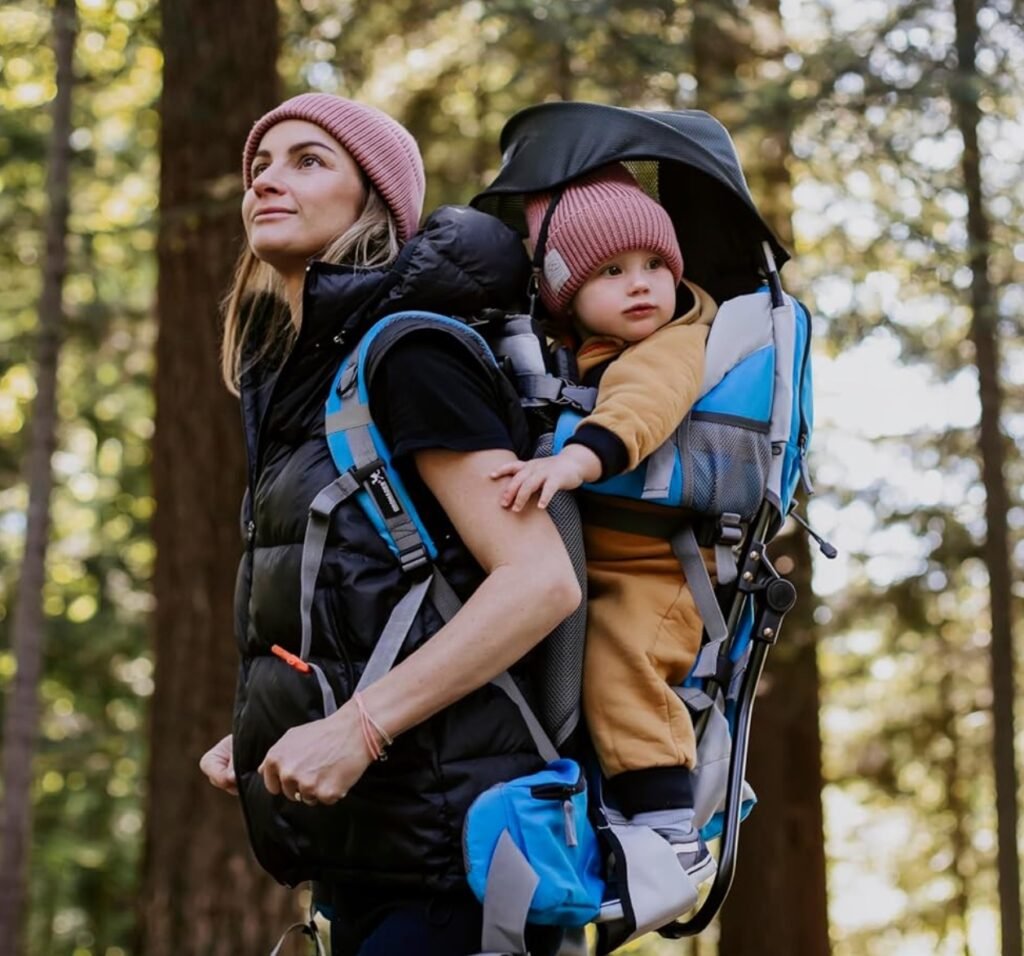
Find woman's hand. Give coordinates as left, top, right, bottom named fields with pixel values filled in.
left=258, top=704, right=373, bottom=805
left=199, top=734, right=238, bottom=795
left=491, top=444, right=602, bottom=511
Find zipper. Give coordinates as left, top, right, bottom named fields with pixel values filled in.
left=530, top=768, right=586, bottom=801
left=793, top=298, right=814, bottom=496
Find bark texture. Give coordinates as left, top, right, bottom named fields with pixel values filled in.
left=140, top=2, right=292, bottom=953
left=0, top=2, right=76, bottom=950
left=952, top=2, right=1021, bottom=953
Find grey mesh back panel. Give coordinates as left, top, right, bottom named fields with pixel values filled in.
left=533, top=432, right=587, bottom=748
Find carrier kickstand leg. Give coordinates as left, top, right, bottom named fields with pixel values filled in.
left=659, top=506, right=797, bottom=940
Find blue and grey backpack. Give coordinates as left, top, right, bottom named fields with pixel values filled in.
left=281, top=102, right=829, bottom=956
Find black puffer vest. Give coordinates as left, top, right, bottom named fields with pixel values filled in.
left=232, top=207, right=544, bottom=891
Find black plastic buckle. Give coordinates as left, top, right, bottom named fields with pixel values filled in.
left=349, top=458, right=387, bottom=484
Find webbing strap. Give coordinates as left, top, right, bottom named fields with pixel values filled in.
left=641, top=442, right=676, bottom=500
left=671, top=526, right=728, bottom=678
left=715, top=543, right=739, bottom=586
left=676, top=685, right=715, bottom=712
left=479, top=831, right=540, bottom=956
left=325, top=403, right=372, bottom=433
left=300, top=474, right=362, bottom=661
left=491, top=671, right=559, bottom=763
left=428, top=570, right=463, bottom=623
left=268, top=919, right=327, bottom=956
left=356, top=575, right=433, bottom=691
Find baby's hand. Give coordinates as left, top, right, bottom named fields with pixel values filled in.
left=490, top=445, right=602, bottom=511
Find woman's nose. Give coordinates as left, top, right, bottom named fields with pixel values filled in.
left=252, top=168, right=284, bottom=195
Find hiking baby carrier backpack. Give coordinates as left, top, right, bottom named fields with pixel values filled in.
left=467, top=100, right=829, bottom=953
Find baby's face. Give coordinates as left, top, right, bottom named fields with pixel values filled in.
left=572, top=249, right=677, bottom=342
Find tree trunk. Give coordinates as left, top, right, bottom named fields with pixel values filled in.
left=139, top=2, right=291, bottom=953
left=951, top=2, right=1021, bottom=953
left=0, top=1, right=76, bottom=950
left=691, top=2, right=831, bottom=953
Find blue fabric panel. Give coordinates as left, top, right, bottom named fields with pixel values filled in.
left=324, top=311, right=495, bottom=562
left=693, top=344, right=774, bottom=423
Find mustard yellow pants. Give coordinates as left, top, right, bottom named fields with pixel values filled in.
left=581, top=523, right=705, bottom=779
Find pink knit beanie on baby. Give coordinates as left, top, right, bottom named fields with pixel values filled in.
left=242, top=93, right=426, bottom=244
left=524, top=164, right=683, bottom=319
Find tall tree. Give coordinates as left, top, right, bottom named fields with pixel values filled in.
left=140, top=1, right=289, bottom=952
left=690, top=3, right=831, bottom=953
left=952, top=0, right=1021, bottom=952
left=0, top=0, right=77, bottom=950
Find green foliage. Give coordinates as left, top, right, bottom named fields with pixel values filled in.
left=0, top=1, right=159, bottom=953
left=3, top=0, right=1022, bottom=952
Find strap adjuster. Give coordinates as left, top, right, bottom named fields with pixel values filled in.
left=349, top=457, right=387, bottom=484
left=715, top=512, right=744, bottom=547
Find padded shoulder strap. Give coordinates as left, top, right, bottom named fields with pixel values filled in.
left=361, top=310, right=500, bottom=394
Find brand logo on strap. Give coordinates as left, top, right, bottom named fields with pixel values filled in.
left=367, top=468, right=402, bottom=518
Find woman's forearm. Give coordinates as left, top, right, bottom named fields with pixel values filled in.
left=348, top=555, right=579, bottom=740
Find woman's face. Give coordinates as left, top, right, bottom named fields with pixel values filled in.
left=242, top=119, right=367, bottom=278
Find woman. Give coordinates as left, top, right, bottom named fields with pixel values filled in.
left=199, top=93, right=579, bottom=955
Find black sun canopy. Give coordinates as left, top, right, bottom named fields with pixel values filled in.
left=471, top=101, right=790, bottom=305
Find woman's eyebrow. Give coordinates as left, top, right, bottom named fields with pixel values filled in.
left=253, top=140, right=338, bottom=159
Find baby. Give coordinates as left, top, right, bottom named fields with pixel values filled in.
left=492, top=164, right=719, bottom=885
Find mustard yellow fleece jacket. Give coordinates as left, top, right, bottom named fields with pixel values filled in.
left=573, top=277, right=718, bottom=473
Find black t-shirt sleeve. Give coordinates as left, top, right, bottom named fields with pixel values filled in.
left=368, top=329, right=521, bottom=461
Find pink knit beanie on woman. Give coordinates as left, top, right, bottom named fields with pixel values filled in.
left=524, top=164, right=683, bottom=319
left=242, top=93, right=426, bottom=244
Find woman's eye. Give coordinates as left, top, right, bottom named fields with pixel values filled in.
left=299, top=154, right=323, bottom=168
left=251, top=163, right=268, bottom=178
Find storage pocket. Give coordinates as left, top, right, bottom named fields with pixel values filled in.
left=681, top=413, right=772, bottom=519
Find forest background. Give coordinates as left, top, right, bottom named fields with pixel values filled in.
left=1, top=0, right=1021, bottom=954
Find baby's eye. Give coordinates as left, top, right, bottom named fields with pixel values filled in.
left=601, top=264, right=622, bottom=276
left=646, top=256, right=665, bottom=270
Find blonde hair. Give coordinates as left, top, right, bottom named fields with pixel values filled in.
left=220, top=186, right=401, bottom=393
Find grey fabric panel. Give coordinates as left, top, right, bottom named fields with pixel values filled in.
left=597, top=824, right=697, bottom=940
left=691, top=702, right=756, bottom=832
left=492, top=672, right=559, bottom=763
left=529, top=432, right=587, bottom=748
left=480, top=831, right=539, bottom=956
left=698, top=292, right=774, bottom=399
left=356, top=575, right=433, bottom=691
left=766, top=299, right=797, bottom=501
left=768, top=299, right=797, bottom=444
left=299, top=475, right=361, bottom=661
left=641, top=441, right=676, bottom=500
left=325, top=404, right=372, bottom=434
left=690, top=702, right=732, bottom=830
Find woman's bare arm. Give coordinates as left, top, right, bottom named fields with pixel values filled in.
left=256, top=446, right=581, bottom=803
